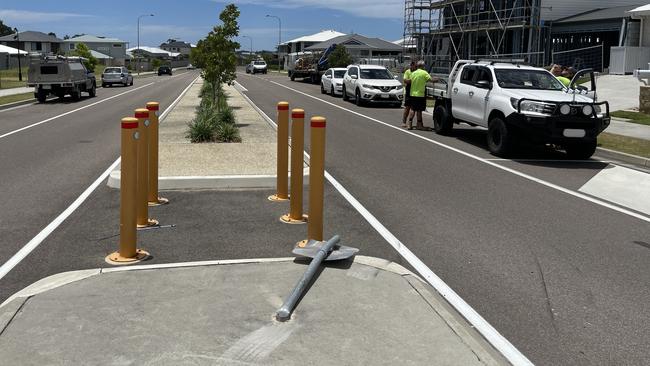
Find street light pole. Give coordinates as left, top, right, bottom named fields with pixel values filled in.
left=266, top=15, right=281, bottom=73
left=137, top=14, right=154, bottom=75
left=13, top=28, right=22, bottom=82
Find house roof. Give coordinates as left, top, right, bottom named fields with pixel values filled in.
left=63, top=35, right=126, bottom=44
left=0, top=44, right=28, bottom=55
left=160, top=41, right=191, bottom=48
left=283, top=30, right=345, bottom=45
left=89, top=50, right=112, bottom=59
left=629, top=4, right=650, bottom=16
left=0, top=31, right=62, bottom=43
left=127, top=46, right=180, bottom=57
left=555, top=4, right=644, bottom=23
left=305, top=34, right=402, bottom=52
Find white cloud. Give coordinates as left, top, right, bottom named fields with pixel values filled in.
left=0, top=9, right=93, bottom=23
left=222, top=0, right=403, bottom=19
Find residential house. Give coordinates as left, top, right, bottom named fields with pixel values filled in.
left=0, top=44, right=28, bottom=69
left=305, top=34, right=402, bottom=67
left=160, top=40, right=192, bottom=57
left=62, top=35, right=128, bottom=66
left=0, top=31, right=62, bottom=54
left=126, top=46, right=185, bottom=71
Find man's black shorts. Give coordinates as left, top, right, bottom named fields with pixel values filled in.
left=411, top=96, right=426, bottom=111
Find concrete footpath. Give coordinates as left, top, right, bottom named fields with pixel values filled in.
left=0, top=256, right=506, bottom=365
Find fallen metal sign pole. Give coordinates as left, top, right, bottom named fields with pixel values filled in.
left=276, top=235, right=358, bottom=321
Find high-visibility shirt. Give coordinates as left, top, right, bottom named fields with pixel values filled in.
left=409, top=69, right=431, bottom=97
left=403, top=69, right=411, bottom=86
left=556, top=76, right=570, bottom=87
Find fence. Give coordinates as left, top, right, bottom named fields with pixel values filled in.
left=551, top=45, right=604, bottom=73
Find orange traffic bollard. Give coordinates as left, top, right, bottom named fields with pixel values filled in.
left=269, top=101, right=290, bottom=202
left=146, top=102, right=168, bottom=206
left=303, top=116, right=327, bottom=243
left=135, top=108, right=158, bottom=228
left=105, top=117, right=149, bottom=264
left=281, top=109, right=307, bottom=224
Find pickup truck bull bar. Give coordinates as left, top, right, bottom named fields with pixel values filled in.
left=517, top=98, right=610, bottom=118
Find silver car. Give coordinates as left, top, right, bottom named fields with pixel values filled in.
left=101, top=67, right=133, bottom=87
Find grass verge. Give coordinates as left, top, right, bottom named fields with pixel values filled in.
left=598, top=132, right=650, bottom=158
left=610, top=111, right=650, bottom=126
left=0, top=92, right=34, bottom=106
left=0, top=67, right=29, bottom=89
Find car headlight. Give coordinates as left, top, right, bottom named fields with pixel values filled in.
left=362, top=84, right=374, bottom=89
left=518, top=100, right=554, bottom=116
left=582, top=105, right=593, bottom=116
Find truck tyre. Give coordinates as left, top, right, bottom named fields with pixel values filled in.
left=102, top=83, right=107, bottom=88
left=311, top=74, right=318, bottom=84
left=565, top=139, right=597, bottom=159
left=290, top=72, right=295, bottom=81
left=321, top=83, right=326, bottom=94
left=342, top=86, right=348, bottom=101
left=71, top=89, right=81, bottom=101
left=433, top=105, right=453, bottom=135
left=487, top=117, right=512, bottom=156
left=36, top=91, right=47, bottom=103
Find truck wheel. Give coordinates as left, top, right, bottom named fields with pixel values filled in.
left=487, top=117, right=512, bottom=156
left=565, top=139, right=597, bottom=159
left=290, top=72, right=295, bottom=81
left=320, top=83, right=326, bottom=94
left=355, top=89, right=363, bottom=106
left=311, top=74, right=318, bottom=84
left=36, top=91, right=47, bottom=103
left=71, top=89, right=81, bottom=101
left=342, top=86, right=348, bottom=101
left=433, top=105, right=453, bottom=135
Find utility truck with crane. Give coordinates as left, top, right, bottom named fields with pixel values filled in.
left=287, top=44, right=337, bottom=84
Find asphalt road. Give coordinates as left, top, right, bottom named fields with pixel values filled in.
left=0, top=70, right=199, bottom=265
left=234, top=71, right=650, bottom=365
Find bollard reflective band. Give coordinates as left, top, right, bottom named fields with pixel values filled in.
left=135, top=111, right=149, bottom=118
left=122, top=121, right=138, bottom=129
left=311, top=120, right=326, bottom=128
left=146, top=103, right=159, bottom=111
left=277, top=103, right=289, bottom=111
left=292, top=112, right=305, bottom=119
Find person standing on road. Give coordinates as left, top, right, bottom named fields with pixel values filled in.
left=407, top=60, right=432, bottom=130
left=402, top=61, right=417, bottom=128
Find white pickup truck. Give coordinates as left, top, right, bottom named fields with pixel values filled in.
left=429, top=60, right=610, bottom=158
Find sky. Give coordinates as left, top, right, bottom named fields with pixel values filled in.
left=0, top=0, right=405, bottom=50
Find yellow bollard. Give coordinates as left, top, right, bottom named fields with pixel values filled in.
left=105, top=117, right=149, bottom=264
left=146, top=102, right=168, bottom=206
left=281, top=109, right=307, bottom=224
left=268, top=101, right=290, bottom=202
left=135, top=108, right=158, bottom=228
left=301, top=116, right=327, bottom=245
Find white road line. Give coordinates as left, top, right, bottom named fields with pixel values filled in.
left=263, top=78, right=650, bottom=224
left=485, top=158, right=611, bottom=163
left=239, top=88, right=534, bottom=365
left=0, top=75, right=199, bottom=282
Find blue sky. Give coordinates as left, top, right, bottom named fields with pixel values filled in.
left=0, top=0, right=404, bottom=50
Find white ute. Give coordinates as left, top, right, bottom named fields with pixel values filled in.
left=429, top=60, right=610, bottom=158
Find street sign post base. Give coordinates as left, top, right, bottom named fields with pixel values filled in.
left=137, top=218, right=159, bottom=228
left=268, top=194, right=289, bottom=202
left=280, top=214, right=308, bottom=225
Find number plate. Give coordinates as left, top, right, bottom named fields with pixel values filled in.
left=563, top=129, right=586, bottom=138
left=41, top=85, right=51, bottom=90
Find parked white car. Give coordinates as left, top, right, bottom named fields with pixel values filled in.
left=320, top=68, right=347, bottom=96
left=342, top=65, right=403, bottom=107
left=246, top=60, right=267, bottom=74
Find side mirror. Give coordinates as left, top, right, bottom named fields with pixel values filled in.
left=394, top=75, right=399, bottom=80
left=351, top=75, right=358, bottom=80
left=476, top=80, right=492, bottom=89
left=326, top=75, right=332, bottom=79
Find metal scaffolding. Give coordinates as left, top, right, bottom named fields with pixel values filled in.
left=403, top=0, right=544, bottom=72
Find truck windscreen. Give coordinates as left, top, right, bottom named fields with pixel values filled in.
left=494, top=69, right=564, bottom=91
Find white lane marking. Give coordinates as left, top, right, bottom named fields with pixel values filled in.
left=240, top=90, right=534, bottom=366
left=261, top=78, right=650, bottom=224
left=0, top=82, right=153, bottom=140
left=579, top=165, right=650, bottom=215
left=485, top=158, right=611, bottom=163
left=0, top=75, right=199, bottom=282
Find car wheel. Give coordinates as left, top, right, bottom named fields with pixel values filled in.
left=71, top=90, right=81, bottom=101
left=36, top=91, right=47, bottom=103
left=331, top=86, right=335, bottom=96
left=123, top=81, right=128, bottom=87
left=342, top=86, right=348, bottom=101
left=89, top=84, right=96, bottom=97
left=290, top=72, right=295, bottom=81
left=565, top=139, right=597, bottom=159
left=433, top=105, right=453, bottom=135
left=355, top=89, right=362, bottom=106
left=130, top=79, right=133, bottom=86
left=487, top=116, right=511, bottom=156
left=321, top=83, right=326, bottom=94
left=101, top=83, right=106, bottom=88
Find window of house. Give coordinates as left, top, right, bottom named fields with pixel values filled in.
left=360, top=50, right=369, bottom=56
left=112, top=44, right=122, bottom=48
left=69, top=43, right=75, bottom=50
left=33, top=42, right=42, bottom=51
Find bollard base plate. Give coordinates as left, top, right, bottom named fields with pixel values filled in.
left=268, top=194, right=290, bottom=202
left=105, top=249, right=150, bottom=265
left=148, top=197, right=169, bottom=206
left=280, top=214, right=308, bottom=225
left=137, top=218, right=159, bottom=228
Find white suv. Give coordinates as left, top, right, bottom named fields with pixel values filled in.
left=342, top=65, right=403, bottom=107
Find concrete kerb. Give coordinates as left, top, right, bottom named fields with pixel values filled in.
left=595, top=147, right=650, bottom=168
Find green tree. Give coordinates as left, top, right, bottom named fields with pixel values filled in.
left=70, top=43, right=98, bottom=72
left=0, top=20, right=13, bottom=37
left=151, top=58, right=162, bottom=70
left=192, top=4, right=240, bottom=107
left=327, top=45, right=353, bottom=68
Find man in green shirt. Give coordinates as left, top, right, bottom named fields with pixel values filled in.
left=402, top=61, right=416, bottom=128
left=407, top=60, right=436, bottom=130
left=551, top=64, right=570, bottom=87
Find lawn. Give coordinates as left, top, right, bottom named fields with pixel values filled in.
left=610, top=110, right=650, bottom=127
left=598, top=132, right=650, bottom=158
left=0, top=92, right=34, bottom=106
left=0, top=67, right=28, bottom=89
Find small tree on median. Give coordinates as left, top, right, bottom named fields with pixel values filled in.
left=192, top=4, right=240, bottom=109
left=70, top=43, right=98, bottom=72
left=327, top=45, right=353, bottom=68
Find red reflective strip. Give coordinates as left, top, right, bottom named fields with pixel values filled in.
left=146, top=105, right=159, bottom=111
left=311, top=121, right=326, bottom=128
left=122, top=122, right=138, bottom=129
left=135, top=112, right=149, bottom=118
left=292, top=113, right=304, bottom=119
left=277, top=105, right=289, bottom=110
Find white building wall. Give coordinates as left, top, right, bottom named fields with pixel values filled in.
left=541, top=0, right=643, bottom=21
